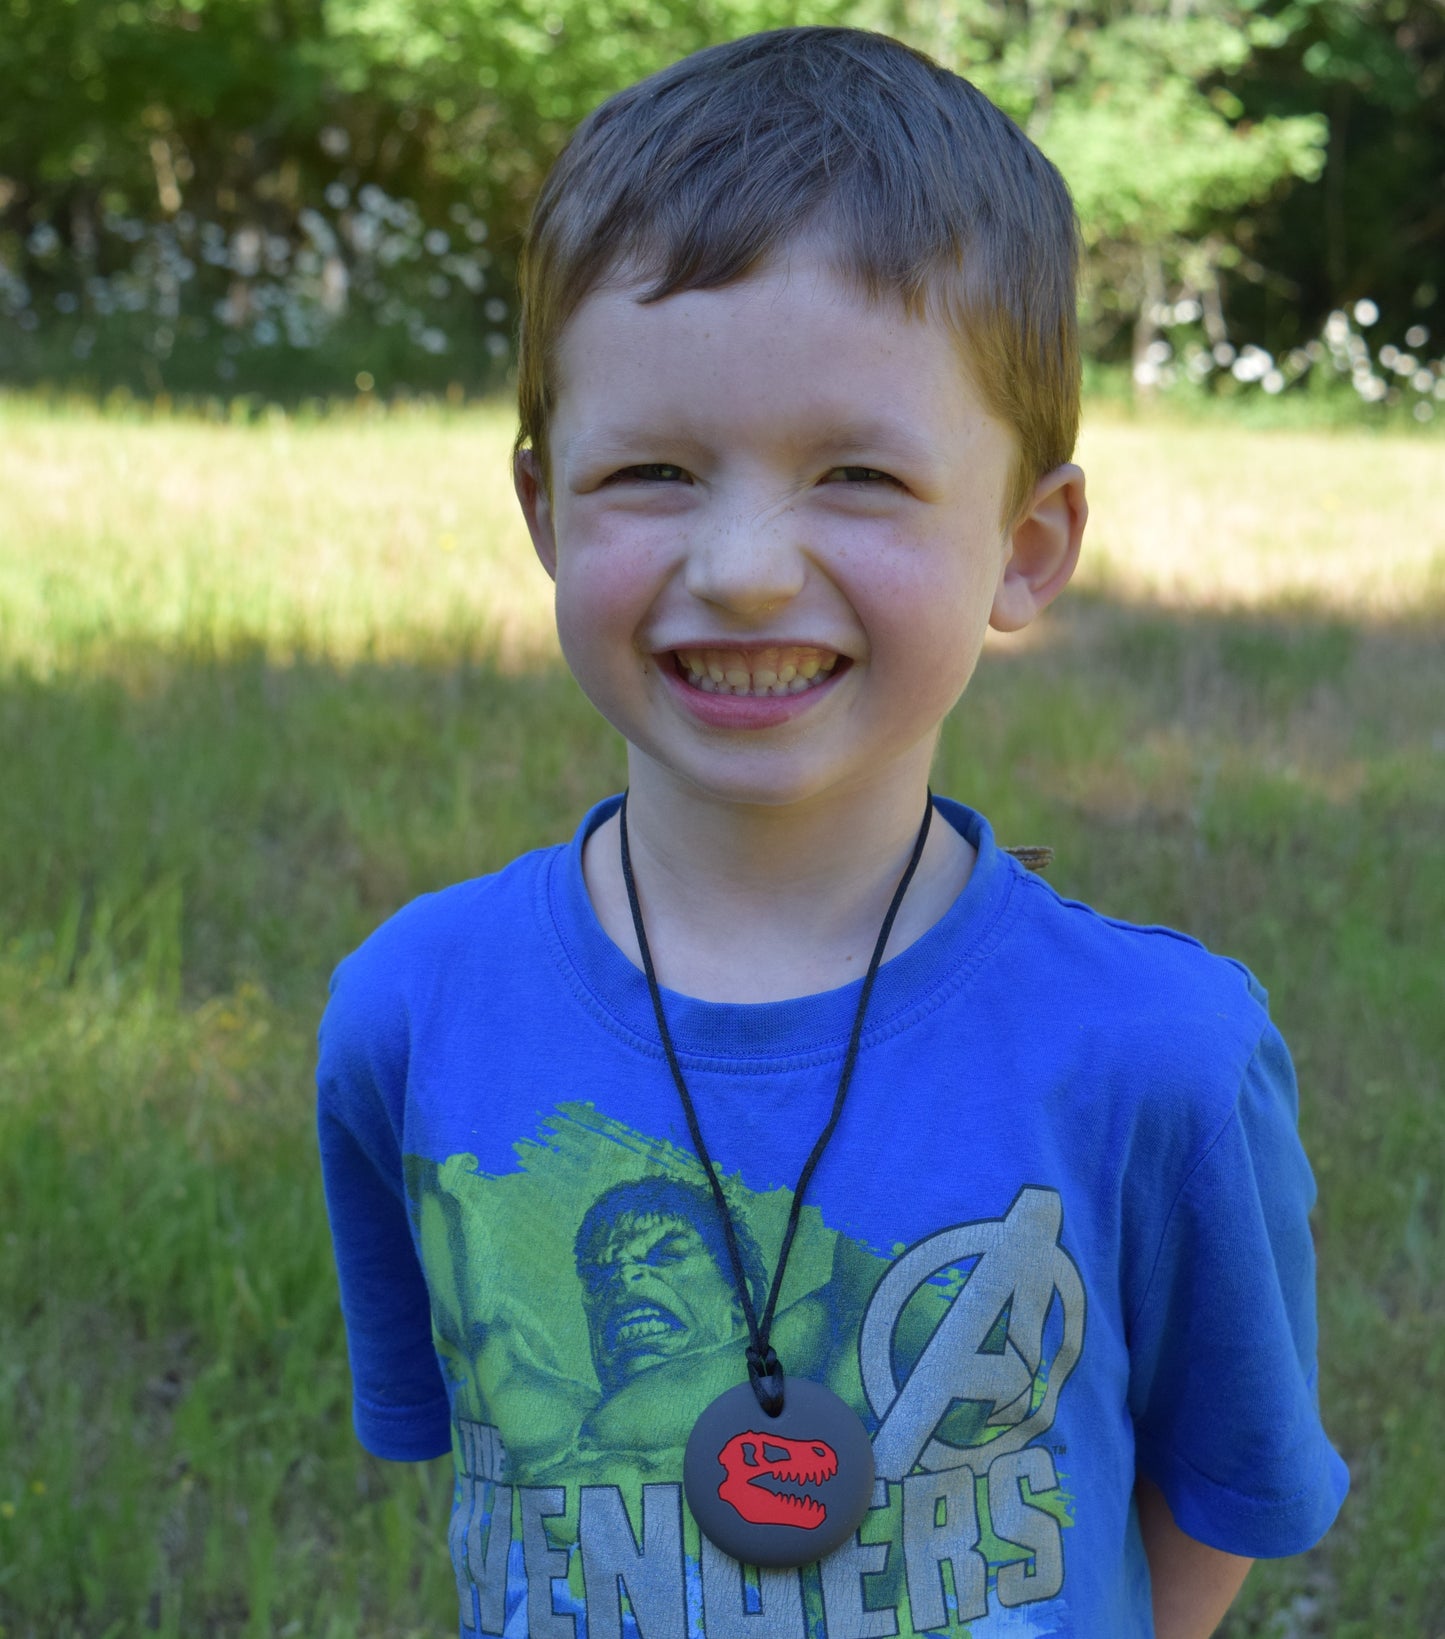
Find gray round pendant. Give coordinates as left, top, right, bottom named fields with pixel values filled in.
left=684, top=1378, right=875, bottom=1567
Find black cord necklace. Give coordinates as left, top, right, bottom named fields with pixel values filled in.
left=618, top=789, right=934, bottom=1567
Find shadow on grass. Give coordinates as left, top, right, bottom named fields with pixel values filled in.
left=2, top=593, right=1440, bottom=999
left=0, top=641, right=626, bottom=1005
left=2, top=593, right=1442, bottom=1635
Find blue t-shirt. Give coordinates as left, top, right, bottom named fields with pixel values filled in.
left=317, top=796, right=1347, bottom=1639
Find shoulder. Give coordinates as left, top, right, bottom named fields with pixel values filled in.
left=997, top=866, right=1284, bottom=1138
left=945, top=803, right=1271, bottom=1077
left=1013, top=867, right=1268, bottom=1026
left=318, top=837, right=563, bottom=1074
left=344, top=838, right=558, bottom=984
left=991, top=875, right=1316, bottom=1340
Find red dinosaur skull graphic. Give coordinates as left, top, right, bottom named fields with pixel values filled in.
left=715, top=1431, right=838, bottom=1528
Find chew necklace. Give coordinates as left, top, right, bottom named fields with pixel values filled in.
left=618, top=790, right=934, bottom=1567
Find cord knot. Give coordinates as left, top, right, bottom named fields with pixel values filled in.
left=746, top=1344, right=785, bottom=1417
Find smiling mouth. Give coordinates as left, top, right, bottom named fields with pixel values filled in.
left=670, top=646, right=846, bottom=698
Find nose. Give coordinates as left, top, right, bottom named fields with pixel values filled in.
left=682, top=498, right=807, bottom=619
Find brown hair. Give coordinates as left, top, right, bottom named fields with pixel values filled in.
left=515, top=26, right=1080, bottom=528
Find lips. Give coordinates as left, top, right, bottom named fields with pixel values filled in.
left=656, top=647, right=849, bottom=729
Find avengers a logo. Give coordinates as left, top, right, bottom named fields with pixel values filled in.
left=716, top=1432, right=837, bottom=1528
left=860, top=1187, right=1086, bottom=1481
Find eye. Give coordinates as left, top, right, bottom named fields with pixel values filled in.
left=607, top=463, right=690, bottom=484
left=643, top=1234, right=689, bottom=1266
left=825, top=466, right=903, bottom=487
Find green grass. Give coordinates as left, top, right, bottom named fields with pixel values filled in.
left=2, top=396, right=1442, bottom=1635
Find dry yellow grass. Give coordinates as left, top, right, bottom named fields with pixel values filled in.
left=0, top=401, right=551, bottom=673
left=3, top=398, right=1441, bottom=683
left=1075, top=413, right=1445, bottom=617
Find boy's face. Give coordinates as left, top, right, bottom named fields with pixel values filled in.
left=518, top=250, right=1081, bottom=814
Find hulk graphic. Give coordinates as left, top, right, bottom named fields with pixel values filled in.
left=410, top=1115, right=1080, bottom=1630
left=573, top=1178, right=767, bottom=1394
left=407, top=1116, right=886, bottom=1491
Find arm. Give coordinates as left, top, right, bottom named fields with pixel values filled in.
left=317, top=958, right=453, bottom=1462
left=1137, top=1476, right=1252, bottom=1639
left=1128, top=1022, right=1346, bottom=1618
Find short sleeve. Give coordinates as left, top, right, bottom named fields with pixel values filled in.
left=317, top=953, right=452, bottom=1462
left=1127, top=1020, right=1349, bottom=1557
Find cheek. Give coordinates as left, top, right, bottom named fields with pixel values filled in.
left=552, top=558, right=641, bottom=675
left=551, top=519, right=672, bottom=667
left=862, top=552, right=1001, bottom=708
left=862, top=546, right=995, bottom=651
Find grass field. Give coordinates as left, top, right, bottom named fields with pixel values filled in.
left=1, top=396, right=1442, bottom=1637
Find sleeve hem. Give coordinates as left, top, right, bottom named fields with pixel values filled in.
left=1137, top=1436, right=1350, bottom=1560
left=354, top=1394, right=453, bottom=1463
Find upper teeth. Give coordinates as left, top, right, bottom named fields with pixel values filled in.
left=675, top=647, right=840, bottom=696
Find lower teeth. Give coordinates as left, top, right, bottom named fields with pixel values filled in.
left=690, top=674, right=821, bottom=696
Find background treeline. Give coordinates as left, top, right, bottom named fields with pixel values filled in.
left=1, top=0, right=1441, bottom=410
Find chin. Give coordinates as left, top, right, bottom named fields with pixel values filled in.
left=685, top=743, right=907, bottom=808
left=674, top=766, right=847, bottom=812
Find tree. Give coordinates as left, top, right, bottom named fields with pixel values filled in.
left=0, top=0, right=1437, bottom=393
left=1229, top=0, right=1445, bottom=348
left=321, top=0, right=860, bottom=286
left=877, top=0, right=1330, bottom=373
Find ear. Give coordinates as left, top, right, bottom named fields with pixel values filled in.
left=514, top=446, right=558, bottom=582
left=990, top=462, right=1087, bottom=634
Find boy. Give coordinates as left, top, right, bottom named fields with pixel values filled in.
left=318, top=27, right=1347, bottom=1638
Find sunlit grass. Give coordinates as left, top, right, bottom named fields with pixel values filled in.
left=0, top=397, right=551, bottom=673
left=3, top=396, right=1442, bottom=687
left=2, top=395, right=1440, bottom=1637
left=1075, top=412, right=1445, bottom=617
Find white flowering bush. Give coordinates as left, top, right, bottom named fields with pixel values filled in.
left=2, top=159, right=1438, bottom=423
left=0, top=169, right=513, bottom=396
left=1132, top=297, right=1442, bottom=424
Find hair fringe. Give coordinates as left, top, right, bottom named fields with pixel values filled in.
left=516, top=26, right=1081, bottom=526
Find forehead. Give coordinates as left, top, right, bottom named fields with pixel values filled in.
left=547, top=251, right=998, bottom=466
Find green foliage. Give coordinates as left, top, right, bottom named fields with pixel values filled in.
left=895, top=0, right=1328, bottom=242
left=321, top=0, right=861, bottom=277
left=0, top=0, right=333, bottom=204
left=0, top=0, right=1441, bottom=394
left=877, top=0, right=1327, bottom=356
left=1226, top=0, right=1445, bottom=352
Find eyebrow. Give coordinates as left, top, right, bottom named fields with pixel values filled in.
left=564, top=417, right=943, bottom=470
left=799, top=418, right=943, bottom=466
left=563, top=427, right=708, bottom=464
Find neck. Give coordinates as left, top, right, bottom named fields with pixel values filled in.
left=583, top=752, right=975, bottom=1003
